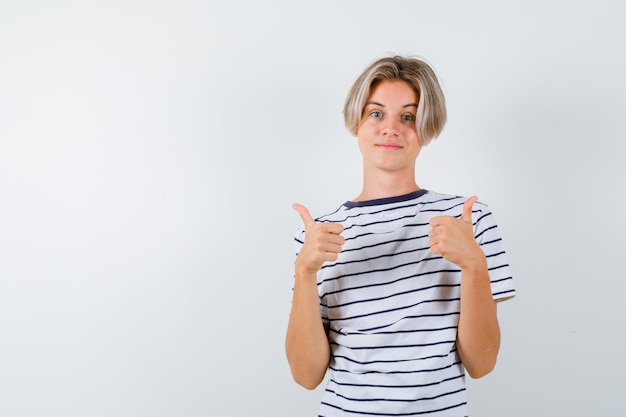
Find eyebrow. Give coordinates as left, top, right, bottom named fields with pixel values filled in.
left=365, top=101, right=418, bottom=108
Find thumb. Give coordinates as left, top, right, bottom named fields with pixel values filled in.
left=292, top=203, right=315, bottom=228
left=461, top=196, right=478, bottom=223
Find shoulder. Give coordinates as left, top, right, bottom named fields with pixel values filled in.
left=315, top=203, right=350, bottom=223
left=423, top=190, right=495, bottom=222
left=293, top=203, right=347, bottom=241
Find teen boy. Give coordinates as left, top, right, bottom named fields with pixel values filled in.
left=286, top=55, right=515, bottom=416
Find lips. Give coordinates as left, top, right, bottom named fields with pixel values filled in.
left=376, top=142, right=403, bottom=150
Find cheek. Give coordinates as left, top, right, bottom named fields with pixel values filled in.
left=403, top=128, right=420, bottom=144
left=407, top=132, right=422, bottom=156
left=355, top=123, right=377, bottom=141
left=356, top=136, right=367, bottom=155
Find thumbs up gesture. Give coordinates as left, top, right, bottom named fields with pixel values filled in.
left=292, top=203, right=345, bottom=275
left=428, top=196, right=484, bottom=269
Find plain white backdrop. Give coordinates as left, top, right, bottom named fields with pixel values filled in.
left=1, top=1, right=624, bottom=416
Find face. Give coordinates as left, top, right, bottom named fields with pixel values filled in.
left=354, top=79, right=421, bottom=176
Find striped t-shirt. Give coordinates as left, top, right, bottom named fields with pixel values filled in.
left=293, top=189, right=516, bottom=417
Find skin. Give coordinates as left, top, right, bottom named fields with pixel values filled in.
left=286, top=80, right=500, bottom=389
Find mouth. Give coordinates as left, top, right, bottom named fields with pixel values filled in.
left=376, top=143, right=403, bottom=150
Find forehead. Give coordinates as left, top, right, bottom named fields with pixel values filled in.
left=367, top=79, right=418, bottom=105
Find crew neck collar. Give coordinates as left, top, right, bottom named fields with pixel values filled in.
left=344, top=189, right=428, bottom=208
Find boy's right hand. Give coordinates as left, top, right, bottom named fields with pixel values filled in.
left=292, top=203, right=345, bottom=275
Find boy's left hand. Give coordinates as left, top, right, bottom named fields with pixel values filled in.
left=428, top=196, right=485, bottom=269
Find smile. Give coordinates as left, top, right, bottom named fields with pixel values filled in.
left=376, top=143, right=403, bottom=150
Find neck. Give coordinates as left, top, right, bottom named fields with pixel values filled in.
left=354, top=167, right=420, bottom=202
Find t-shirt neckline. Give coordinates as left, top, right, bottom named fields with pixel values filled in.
left=343, top=189, right=428, bottom=208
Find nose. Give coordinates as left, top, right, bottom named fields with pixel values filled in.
left=382, top=117, right=400, bottom=135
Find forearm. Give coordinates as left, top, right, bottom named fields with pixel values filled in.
left=285, top=270, right=330, bottom=390
left=456, top=259, right=500, bottom=379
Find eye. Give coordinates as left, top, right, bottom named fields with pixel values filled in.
left=402, top=114, right=415, bottom=122
left=370, top=111, right=383, bottom=118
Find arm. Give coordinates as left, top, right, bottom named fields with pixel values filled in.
left=285, top=203, right=345, bottom=389
left=429, top=196, right=500, bottom=378
left=456, top=257, right=500, bottom=378
left=285, top=269, right=331, bottom=389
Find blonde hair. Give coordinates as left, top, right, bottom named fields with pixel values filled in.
left=343, top=55, right=447, bottom=146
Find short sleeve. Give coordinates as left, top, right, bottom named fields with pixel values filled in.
left=473, top=203, right=516, bottom=301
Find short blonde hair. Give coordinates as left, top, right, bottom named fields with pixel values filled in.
left=343, top=55, right=447, bottom=146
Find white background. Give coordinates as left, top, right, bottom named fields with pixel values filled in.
left=1, top=1, right=625, bottom=416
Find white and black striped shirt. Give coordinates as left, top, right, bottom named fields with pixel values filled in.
left=293, top=190, right=515, bottom=416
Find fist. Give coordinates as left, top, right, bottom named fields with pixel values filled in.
left=428, top=196, right=484, bottom=269
left=293, top=203, right=345, bottom=274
